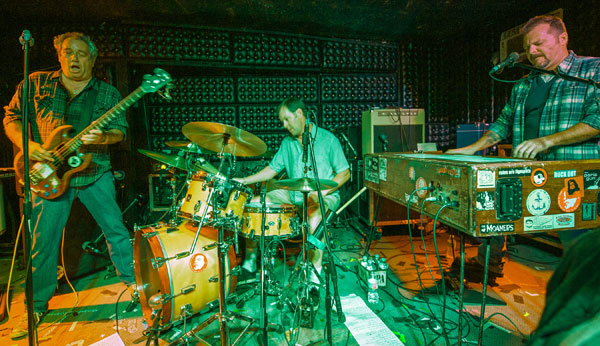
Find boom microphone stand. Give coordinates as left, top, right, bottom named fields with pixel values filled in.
left=19, top=29, right=37, bottom=346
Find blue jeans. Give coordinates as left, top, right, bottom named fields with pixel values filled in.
left=29, top=172, right=134, bottom=312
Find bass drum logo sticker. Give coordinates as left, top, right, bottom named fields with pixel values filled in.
left=526, top=189, right=551, bottom=216
left=189, top=253, right=208, bottom=273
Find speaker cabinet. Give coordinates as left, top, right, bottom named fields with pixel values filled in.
left=362, top=108, right=425, bottom=154
left=361, top=108, right=425, bottom=226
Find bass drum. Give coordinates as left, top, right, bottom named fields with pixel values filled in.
left=133, top=221, right=237, bottom=328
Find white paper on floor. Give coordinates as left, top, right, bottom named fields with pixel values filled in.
left=340, top=294, right=405, bottom=346
left=89, top=333, right=126, bottom=346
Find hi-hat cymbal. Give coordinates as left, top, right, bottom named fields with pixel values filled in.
left=138, top=149, right=189, bottom=171
left=182, top=122, right=267, bottom=157
left=268, top=177, right=338, bottom=192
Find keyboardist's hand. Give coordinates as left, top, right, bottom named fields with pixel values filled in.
left=513, top=138, right=549, bottom=159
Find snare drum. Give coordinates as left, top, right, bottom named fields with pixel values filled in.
left=133, top=221, right=237, bottom=328
left=179, top=172, right=251, bottom=223
left=241, top=202, right=297, bottom=239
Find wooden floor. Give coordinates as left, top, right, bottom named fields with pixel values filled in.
left=0, top=217, right=559, bottom=345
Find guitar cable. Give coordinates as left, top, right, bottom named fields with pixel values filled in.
left=5, top=215, right=80, bottom=341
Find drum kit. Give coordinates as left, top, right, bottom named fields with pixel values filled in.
left=133, top=121, right=339, bottom=345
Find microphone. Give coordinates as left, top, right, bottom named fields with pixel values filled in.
left=19, top=30, right=34, bottom=47
left=490, top=52, right=521, bottom=74
left=302, top=115, right=309, bottom=163
left=378, top=133, right=389, bottom=152
left=125, top=287, right=140, bottom=312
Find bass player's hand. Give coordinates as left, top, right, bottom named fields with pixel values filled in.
left=28, top=142, right=54, bottom=162
left=81, top=129, right=107, bottom=145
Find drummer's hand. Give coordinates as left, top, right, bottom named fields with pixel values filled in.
left=81, top=129, right=107, bottom=145
left=28, top=142, right=54, bottom=162
left=232, top=177, right=245, bottom=184
left=308, top=191, right=321, bottom=204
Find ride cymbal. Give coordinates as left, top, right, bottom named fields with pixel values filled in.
left=182, top=121, right=267, bottom=157
left=268, top=177, right=338, bottom=192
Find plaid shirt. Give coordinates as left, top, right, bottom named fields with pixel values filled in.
left=3, top=70, right=127, bottom=187
left=489, top=51, right=600, bottom=160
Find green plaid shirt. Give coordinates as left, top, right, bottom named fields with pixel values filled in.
left=3, top=70, right=127, bottom=187
left=489, top=51, right=600, bottom=160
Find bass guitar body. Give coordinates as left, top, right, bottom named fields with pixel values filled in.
left=14, top=125, right=92, bottom=199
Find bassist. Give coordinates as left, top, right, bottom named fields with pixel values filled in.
left=2, top=32, right=135, bottom=339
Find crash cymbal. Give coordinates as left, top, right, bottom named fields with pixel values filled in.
left=165, top=141, right=215, bottom=154
left=182, top=122, right=267, bottom=157
left=268, top=177, right=338, bottom=192
left=138, top=149, right=190, bottom=171
left=192, top=156, right=219, bottom=175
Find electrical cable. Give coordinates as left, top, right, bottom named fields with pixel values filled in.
left=6, top=215, right=25, bottom=333
left=431, top=202, right=454, bottom=346
left=419, top=198, right=441, bottom=297
left=115, top=286, right=130, bottom=338
left=5, top=217, right=79, bottom=343
left=405, top=188, right=448, bottom=332
left=488, top=72, right=525, bottom=84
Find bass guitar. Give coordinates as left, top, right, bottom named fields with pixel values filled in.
left=14, top=68, right=172, bottom=199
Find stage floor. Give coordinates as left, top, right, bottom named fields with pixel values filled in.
left=0, top=215, right=559, bottom=345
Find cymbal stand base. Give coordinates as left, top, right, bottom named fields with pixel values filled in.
left=172, top=224, right=255, bottom=346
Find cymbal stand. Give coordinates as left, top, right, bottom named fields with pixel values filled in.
left=307, top=131, right=345, bottom=344
left=285, top=127, right=322, bottom=335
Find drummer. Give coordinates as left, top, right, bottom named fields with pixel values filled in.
left=234, top=97, right=350, bottom=293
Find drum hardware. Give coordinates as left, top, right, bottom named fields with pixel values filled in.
left=277, top=123, right=344, bottom=344
left=144, top=293, right=168, bottom=346
left=166, top=123, right=263, bottom=346
left=133, top=221, right=238, bottom=329
left=303, top=139, right=346, bottom=344
left=240, top=202, right=298, bottom=239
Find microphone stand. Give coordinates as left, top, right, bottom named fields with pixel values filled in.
left=19, top=29, right=37, bottom=346
left=258, top=185, right=268, bottom=345
left=307, top=125, right=345, bottom=344
left=512, top=62, right=600, bottom=88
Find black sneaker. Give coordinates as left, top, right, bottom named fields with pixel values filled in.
left=10, top=311, right=46, bottom=339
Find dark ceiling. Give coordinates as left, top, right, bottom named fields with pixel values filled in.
left=0, top=0, right=561, bottom=41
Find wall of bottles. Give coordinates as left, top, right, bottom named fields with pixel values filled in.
left=11, top=21, right=465, bottom=154
left=94, top=24, right=402, bottom=153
